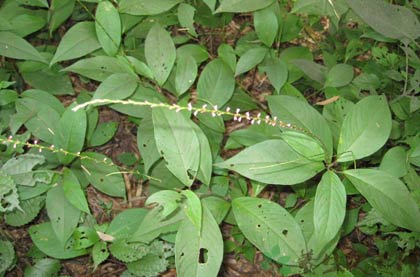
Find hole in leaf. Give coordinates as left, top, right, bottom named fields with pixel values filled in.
left=282, top=230, right=288, bottom=236
left=257, top=224, right=261, bottom=228
left=143, top=144, right=147, bottom=147
left=100, top=178, right=104, bottom=182
left=199, top=248, right=208, bottom=264
left=257, top=204, right=262, bottom=208
left=180, top=252, right=185, bottom=257
left=230, top=164, right=234, bottom=167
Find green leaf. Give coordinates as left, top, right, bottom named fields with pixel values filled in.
left=279, top=131, right=325, bottom=161
left=216, top=0, right=275, bottom=13
left=29, top=222, right=87, bottom=259
left=54, top=105, right=87, bottom=165
left=2, top=154, right=45, bottom=186
left=62, top=168, right=90, bottom=214
left=344, top=169, right=420, bottom=232
left=292, top=59, right=327, bottom=84
left=137, top=116, right=161, bottom=173
left=197, top=59, right=235, bottom=107
left=0, top=240, right=15, bottom=274
left=175, top=54, right=197, bottom=96
left=92, top=241, right=109, bottom=269
left=0, top=170, right=19, bottom=212
left=254, top=5, right=278, bottom=46
left=337, top=95, right=392, bottom=162
left=175, top=207, right=223, bottom=277
left=62, top=56, right=133, bottom=81
left=146, top=190, right=182, bottom=219
left=107, top=208, right=148, bottom=240
left=95, top=1, right=121, bottom=56
left=51, top=22, right=101, bottom=65
left=49, top=0, right=75, bottom=34
left=379, top=146, right=409, bottom=178
left=190, top=121, right=213, bottom=185
left=5, top=195, right=44, bottom=227
left=202, top=196, right=230, bottom=224
left=81, top=152, right=126, bottom=198
left=232, top=197, right=307, bottom=266
left=216, top=139, right=324, bottom=185
left=152, top=107, right=200, bottom=187
left=181, top=190, right=202, bottom=234
left=119, top=0, right=183, bottom=15
left=110, top=239, right=151, bottom=262
left=217, top=44, right=236, bottom=72
left=89, top=121, right=119, bottom=147
left=0, top=31, right=46, bottom=63
left=313, top=171, right=346, bottom=247
left=325, top=63, right=354, bottom=88
left=268, top=95, right=333, bottom=160
left=8, top=14, right=47, bottom=37
left=177, top=44, right=209, bottom=65
left=145, top=23, right=176, bottom=85
left=235, top=47, right=268, bottom=76
left=93, top=73, right=138, bottom=101
left=346, top=0, right=420, bottom=42
left=127, top=253, right=169, bottom=277
left=24, top=259, right=61, bottom=277
left=262, top=57, right=288, bottom=93
left=17, top=0, right=49, bottom=8
left=178, top=3, right=197, bottom=37
left=46, top=184, right=81, bottom=247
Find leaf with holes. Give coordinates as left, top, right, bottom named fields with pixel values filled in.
left=145, top=23, right=176, bottom=86
left=0, top=240, right=15, bottom=274
left=216, top=139, right=324, bottom=185
left=216, top=0, right=275, bottom=13
left=29, top=222, right=87, bottom=259
left=175, top=206, right=223, bottom=277
left=337, top=95, right=392, bottom=162
left=232, top=197, right=307, bottom=266
left=92, top=241, right=109, bottom=269
left=313, top=171, right=346, bottom=248
left=344, top=169, right=420, bottom=232
left=80, top=152, right=126, bottom=198
left=54, top=104, right=87, bottom=165
left=51, top=22, right=100, bottom=65
left=152, top=107, right=200, bottom=187
left=146, top=190, right=182, bottom=220
left=110, top=239, right=151, bottom=262
left=95, top=1, right=121, bottom=56
left=46, top=184, right=81, bottom=247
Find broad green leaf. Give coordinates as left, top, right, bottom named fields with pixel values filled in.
left=262, top=57, right=288, bottom=93
left=119, top=0, right=183, bottom=15
left=92, top=73, right=138, bottom=100
left=293, top=59, right=327, bottom=84
left=126, top=253, right=169, bottom=277
left=177, top=44, right=209, bottom=65
left=190, top=121, right=213, bottom=185
left=62, top=168, right=90, bottom=214
left=181, top=190, right=202, bottom=234
left=95, top=1, right=121, bottom=56
left=175, top=54, right=197, bottom=96
left=175, top=207, right=223, bottom=277
left=232, top=197, right=306, bottom=265
left=292, top=0, right=348, bottom=18
left=9, top=14, right=47, bottom=37
left=254, top=5, right=278, bottom=46
left=29, top=222, right=87, bottom=259
left=110, top=239, right=151, bottom=262
left=197, top=59, right=235, bottom=107
left=337, top=95, right=392, bottom=162
left=202, top=196, right=230, bottom=224
left=379, top=146, right=409, bottom=178
left=0, top=31, right=46, bottom=63
left=46, top=185, right=81, bottom=247
left=89, top=121, right=118, bottom=147
left=268, top=95, right=333, bottom=159
left=130, top=208, right=184, bottom=243
left=0, top=240, right=14, bottom=274
left=346, top=0, right=420, bottom=42
left=235, top=47, right=268, bottom=76
left=62, top=56, right=132, bottom=81
left=146, top=190, right=182, bottom=219
left=137, top=116, right=161, bottom=173
left=17, top=0, right=49, bottom=8
left=344, top=169, right=420, bottom=232
left=178, top=3, right=197, bottom=37
left=24, top=259, right=61, bottom=277
left=4, top=196, right=44, bottom=227
left=81, top=152, right=126, bottom=198
left=51, top=22, right=101, bottom=65
left=313, top=171, right=346, bottom=247
left=216, top=139, right=324, bottom=185
left=107, top=208, right=148, bottom=240
left=325, top=63, right=354, bottom=88
left=216, top=0, right=275, bottom=13
left=279, top=131, right=325, bottom=162
left=145, top=23, right=176, bottom=85
left=54, top=105, right=87, bottom=165
left=2, top=154, right=45, bottom=186
left=217, top=44, right=236, bottom=72
left=152, top=107, right=200, bottom=187
left=92, top=241, right=109, bottom=269
left=126, top=56, right=154, bottom=80
left=49, top=0, right=75, bottom=34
